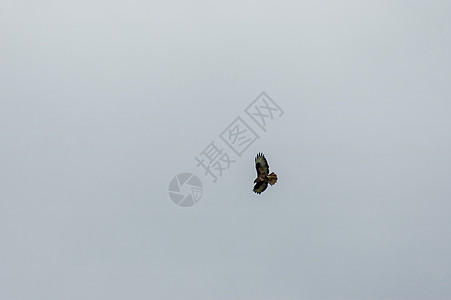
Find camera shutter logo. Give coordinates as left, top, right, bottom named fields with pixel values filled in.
left=168, top=173, right=203, bottom=207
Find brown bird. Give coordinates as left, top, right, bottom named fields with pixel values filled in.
left=253, top=153, right=278, bottom=194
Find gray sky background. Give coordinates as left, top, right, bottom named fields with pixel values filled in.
left=1, top=1, right=450, bottom=299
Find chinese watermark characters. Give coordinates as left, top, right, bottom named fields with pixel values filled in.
left=168, top=91, right=284, bottom=207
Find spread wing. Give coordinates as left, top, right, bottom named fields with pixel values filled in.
left=255, top=153, right=269, bottom=177
left=253, top=181, right=268, bottom=194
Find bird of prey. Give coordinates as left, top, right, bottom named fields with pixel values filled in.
left=253, top=153, right=278, bottom=194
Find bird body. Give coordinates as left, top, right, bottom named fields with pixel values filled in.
left=253, top=153, right=278, bottom=194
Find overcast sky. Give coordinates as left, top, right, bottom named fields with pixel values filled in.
left=1, top=1, right=450, bottom=299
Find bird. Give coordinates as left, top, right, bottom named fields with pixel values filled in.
left=253, top=153, right=278, bottom=194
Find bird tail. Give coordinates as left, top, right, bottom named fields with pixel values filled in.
left=267, top=172, right=277, bottom=185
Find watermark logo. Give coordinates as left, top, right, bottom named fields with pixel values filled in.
left=167, top=92, right=284, bottom=207
left=168, top=173, right=203, bottom=207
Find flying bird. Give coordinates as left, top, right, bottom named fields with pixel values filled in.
left=253, top=153, right=278, bottom=194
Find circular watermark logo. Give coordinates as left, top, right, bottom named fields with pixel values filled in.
left=168, top=173, right=203, bottom=207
